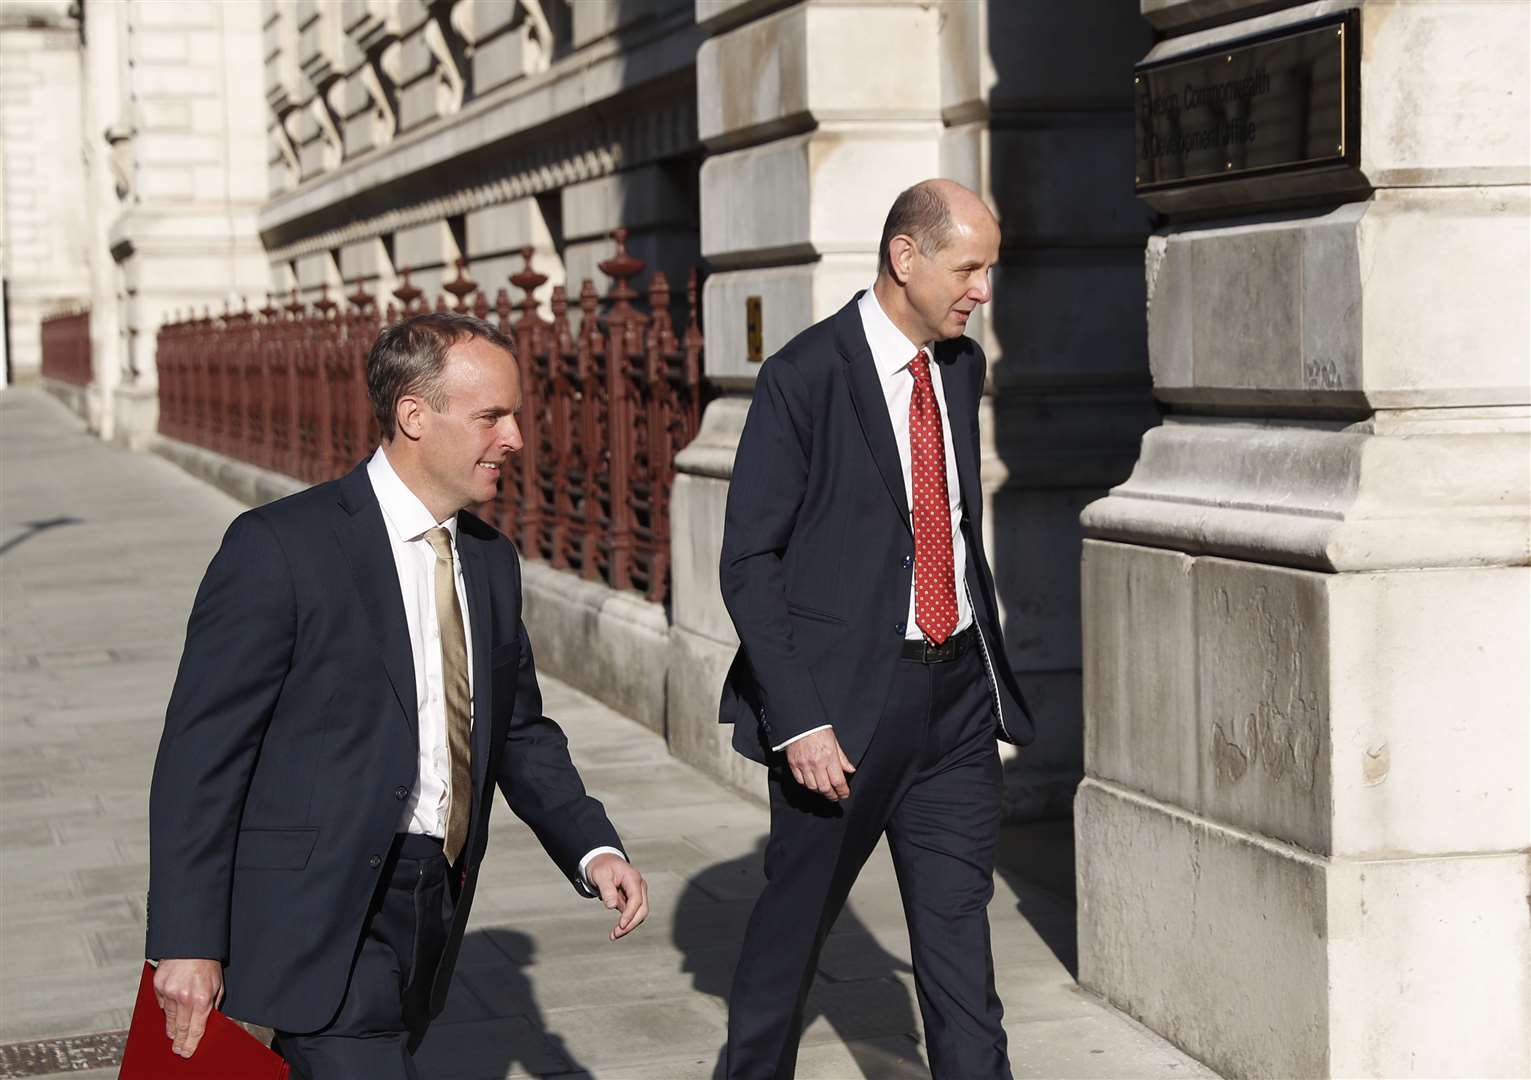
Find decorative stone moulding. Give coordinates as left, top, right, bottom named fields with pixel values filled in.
left=259, top=88, right=697, bottom=262
left=1081, top=412, right=1531, bottom=574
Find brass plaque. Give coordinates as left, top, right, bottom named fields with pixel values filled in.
left=745, top=295, right=763, bottom=363
left=1135, top=12, right=1357, bottom=193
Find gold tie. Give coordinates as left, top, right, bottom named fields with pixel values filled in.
left=424, top=527, right=473, bottom=865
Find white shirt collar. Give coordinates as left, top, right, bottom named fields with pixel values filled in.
left=857, top=286, right=933, bottom=381
left=366, top=445, right=459, bottom=545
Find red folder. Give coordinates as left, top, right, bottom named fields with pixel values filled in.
left=119, top=962, right=290, bottom=1079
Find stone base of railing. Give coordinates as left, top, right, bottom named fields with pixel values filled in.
left=520, top=561, right=668, bottom=735
left=40, top=377, right=90, bottom=423
left=110, top=384, right=160, bottom=452
left=150, top=435, right=669, bottom=737
left=152, top=435, right=307, bottom=507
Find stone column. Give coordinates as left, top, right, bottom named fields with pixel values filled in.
left=1076, top=3, right=1530, bottom=1077
left=670, top=0, right=947, bottom=793
left=106, top=0, right=270, bottom=448
left=943, top=3, right=1156, bottom=819
left=80, top=0, right=127, bottom=437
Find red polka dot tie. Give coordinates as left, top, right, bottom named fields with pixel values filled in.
left=908, top=350, right=957, bottom=645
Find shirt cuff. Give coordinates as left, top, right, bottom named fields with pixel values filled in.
left=578, top=846, right=627, bottom=892
left=772, top=724, right=833, bottom=752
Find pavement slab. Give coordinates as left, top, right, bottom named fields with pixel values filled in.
left=0, top=389, right=1219, bottom=1079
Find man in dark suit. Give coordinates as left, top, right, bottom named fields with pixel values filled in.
left=719, top=179, right=1034, bottom=1079
left=147, top=312, right=649, bottom=1078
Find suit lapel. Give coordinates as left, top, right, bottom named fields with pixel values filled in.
left=935, top=340, right=983, bottom=520
left=455, top=526, right=495, bottom=796
left=333, top=465, right=418, bottom=739
left=836, top=299, right=911, bottom=531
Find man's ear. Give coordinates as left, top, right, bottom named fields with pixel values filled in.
left=888, top=234, right=917, bottom=285
left=395, top=395, right=425, bottom=441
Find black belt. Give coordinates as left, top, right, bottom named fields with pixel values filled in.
left=899, top=623, right=978, bottom=664
left=395, top=832, right=445, bottom=860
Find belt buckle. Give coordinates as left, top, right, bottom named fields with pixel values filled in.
left=923, top=635, right=956, bottom=663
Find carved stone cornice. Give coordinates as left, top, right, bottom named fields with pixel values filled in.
left=260, top=89, right=697, bottom=263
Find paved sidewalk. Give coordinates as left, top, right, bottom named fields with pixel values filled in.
left=0, top=388, right=1217, bottom=1079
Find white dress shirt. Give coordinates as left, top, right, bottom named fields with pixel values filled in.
left=858, top=286, right=973, bottom=639
left=367, top=448, right=620, bottom=883
left=773, top=287, right=974, bottom=751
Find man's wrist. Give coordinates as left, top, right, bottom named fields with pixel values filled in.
left=773, top=724, right=832, bottom=752
left=578, top=846, right=627, bottom=891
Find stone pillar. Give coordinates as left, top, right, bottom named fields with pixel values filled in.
left=106, top=0, right=270, bottom=448
left=1076, top=3, right=1530, bottom=1077
left=670, top=0, right=947, bottom=794
left=81, top=0, right=127, bottom=437
left=0, top=0, right=90, bottom=386
left=944, top=3, right=1156, bottom=819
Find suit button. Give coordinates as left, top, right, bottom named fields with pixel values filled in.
left=902, top=555, right=913, bottom=569
left=369, top=854, right=382, bottom=868
left=895, top=621, right=906, bottom=635
left=394, top=785, right=410, bottom=800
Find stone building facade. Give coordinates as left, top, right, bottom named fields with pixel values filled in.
left=15, top=1, right=1527, bottom=1076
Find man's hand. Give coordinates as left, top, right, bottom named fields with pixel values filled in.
left=586, top=853, right=649, bottom=941
left=785, top=727, right=856, bottom=801
left=153, top=958, right=224, bottom=1058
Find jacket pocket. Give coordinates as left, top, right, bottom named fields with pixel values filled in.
left=786, top=600, right=848, bottom=625
left=234, top=826, right=319, bottom=870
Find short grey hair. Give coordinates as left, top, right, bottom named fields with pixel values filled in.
left=877, top=183, right=956, bottom=277
left=366, top=311, right=516, bottom=440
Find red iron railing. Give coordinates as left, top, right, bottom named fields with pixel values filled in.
left=156, top=233, right=704, bottom=604
left=40, top=309, right=91, bottom=386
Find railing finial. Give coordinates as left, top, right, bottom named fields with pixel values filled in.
left=599, top=228, right=647, bottom=328
left=393, top=267, right=423, bottom=312
left=347, top=276, right=374, bottom=311
left=444, top=257, right=477, bottom=313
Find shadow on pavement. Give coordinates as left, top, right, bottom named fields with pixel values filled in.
left=993, top=818, right=1079, bottom=979
left=0, top=515, right=82, bottom=557
left=673, top=835, right=923, bottom=1080
left=418, top=928, right=588, bottom=1078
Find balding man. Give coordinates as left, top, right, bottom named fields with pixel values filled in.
left=717, top=180, right=1035, bottom=1078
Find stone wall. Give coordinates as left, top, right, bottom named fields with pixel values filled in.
left=1076, top=2, right=1531, bottom=1076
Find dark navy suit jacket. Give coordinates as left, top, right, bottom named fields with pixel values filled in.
left=718, top=295, right=1035, bottom=764
left=147, top=462, right=621, bottom=1033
